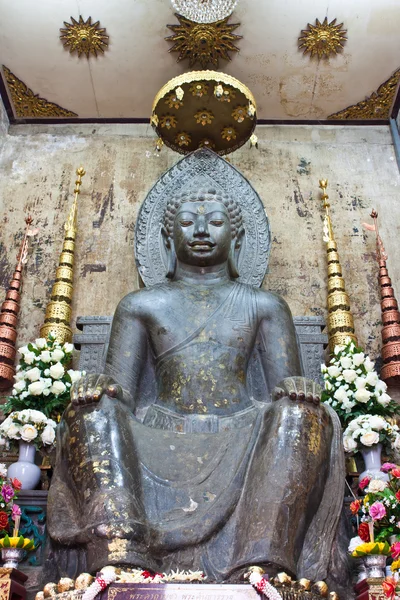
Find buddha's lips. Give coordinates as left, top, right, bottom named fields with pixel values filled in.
left=189, top=241, right=215, bottom=250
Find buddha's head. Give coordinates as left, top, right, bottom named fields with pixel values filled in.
left=162, top=189, right=244, bottom=278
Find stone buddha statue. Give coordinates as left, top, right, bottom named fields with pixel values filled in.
left=47, top=151, right=344, bottom=585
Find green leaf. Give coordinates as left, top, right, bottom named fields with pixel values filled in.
left=3, top=535, right=10, bottom=548
left=16, top=535, right=24, bottom=548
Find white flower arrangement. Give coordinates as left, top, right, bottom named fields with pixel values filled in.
left=342, top=414, right=400, bottom=453
left=0, top=409, right=57, bottom=450
left=4, top=335, right=84, bottom=420
left=321, top=338, right=395, bottom=426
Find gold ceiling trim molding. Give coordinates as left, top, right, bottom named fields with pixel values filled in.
left=2, top=66, right=78, bottom=118
left=298, top=18, right=347, bottom=60
left=166, top=14, right=242, bottom=69
left=328, top=68, right=400, bottom=120
left=60, top=16, right=109, bottom=58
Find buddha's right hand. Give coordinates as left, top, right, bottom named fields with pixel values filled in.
left=71, top=373, right=122, bottom=406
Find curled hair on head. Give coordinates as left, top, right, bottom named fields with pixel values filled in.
left=163, top=188, right=243, bottom=238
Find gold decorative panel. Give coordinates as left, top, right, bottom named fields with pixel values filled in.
left=298, top=18, right=347, bottom=59
left=328, top=68, right=400, bottom=119
left=166, top=15, right=241, bottom=69
left=2, top=66, right=77, bottom=118
left=60, top=16, right=109, bottom=58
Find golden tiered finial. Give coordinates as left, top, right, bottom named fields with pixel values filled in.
left=319, top=179, right=357, bottom=353
left=40, top=167, right=86, bottom=344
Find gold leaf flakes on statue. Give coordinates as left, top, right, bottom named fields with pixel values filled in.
left=194, top=109, right=214, bottom=126
left=165, top=92, right=184, bottom=110
left=175, top=132, right=191, bottom=147
left=60, top=16, right=109, bottom=58
left=189, top=82, right=209, bottom=97
left=2, top=66, right=77, bottom=118
left=232, top=105, right=248, bottom=123
left=221, top=126, right=236, bottom=141
left=166, top=14, right=242, bottom=69
left=160, top=115, right=177, bottom=129
left=328, top=68, right=400, bottom=119
left=298, top=17, right=347, bottom=59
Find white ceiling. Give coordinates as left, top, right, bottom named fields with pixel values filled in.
left=0, top=0, right=399, bottom=119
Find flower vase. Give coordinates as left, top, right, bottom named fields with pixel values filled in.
left=359, top=443, right=388, bottom=484
left=1, top=547, right=24, bottom=568
left=362, top=554, right=387, bottom=578
left=8, top=441, right=41, bottom=490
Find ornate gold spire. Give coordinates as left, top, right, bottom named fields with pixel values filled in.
left=40, top=167, right=85, bottom=344
left=0, top=217, right=37, bottom=389
left=319, top=179, right=357, bottom=353
left=363, top=210, right=400, bottom=384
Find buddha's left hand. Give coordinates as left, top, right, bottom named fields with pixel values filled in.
left=273, top=376, right=321, bottom=405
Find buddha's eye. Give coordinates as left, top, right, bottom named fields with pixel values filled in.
left=209, top=220, right=224, bottom=227
left=179, top=220, right=193, bottom=227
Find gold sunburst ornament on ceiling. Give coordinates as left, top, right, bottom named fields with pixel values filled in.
left=166, top=15, right=242, bottom=69
left=60, top=16, right=109, bottom=58
left=298, top=17, right=347, bottom=59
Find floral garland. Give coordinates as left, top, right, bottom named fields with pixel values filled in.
left=247, top=570, right=282, bottom=600
left=82, top=569, right=117, bottom=600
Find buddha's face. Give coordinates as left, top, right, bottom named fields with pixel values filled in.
left=173, top=200, right=232, bottom=267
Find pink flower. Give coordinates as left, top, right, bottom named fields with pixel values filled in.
left=382, top=463, right=398, bottom=473
left=359, top=477, right=371, bottom=491
left=11, top=504, right=21, bottom=520
left=369, top=501, right=386, bottom=520
left=391, top=542, right=400, bottom=560
left=1, top=484, right=14, bottom=503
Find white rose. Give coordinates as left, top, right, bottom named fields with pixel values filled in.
left=29, top=410, right=47, bottom=424
left=352, top=352, right=365, bottom=367
left=43, top=389, right=50, bottom=396
left=321, top=364, right=327, bottom=374
left=355, top=377, right=367, bottom=389
left=41, top=425, right=56, bottom=446
left=346, top=419, right=360, bottom=434
left=342, top=369, right=357, bottom=384
left=28, top=380, right=46, bottom=396
left=364, top=357, right=375, bottom=372
left=24, top=352, right=36, bottom=365
left=327, top=365, right=341, bottom=378
left=377, top=392, right=392, bottom=407
left=325, top=381, right=333, bottom=391
left=343, top=435, right=358, bottom=452
left=0, top=464, right=6, bottom=477
left=7, top=424, right=21, bottom=439
left=368, top=416, right=387, bottom=431
left=47, top=419, right=57, bottom=428
left=376, top=380, right=387, bottom=393
left=40, top=351, right=52, bottom=363
left=334, top=386, right=348, bottom=403
left=392, top=435, right=400, bottom=450
left=334, top=345, right=343, bottom=355
left=35, top=338, right=47, bottom=350
left=367, top=479, right=387, bottom=493
left=18, top=345, right=28, bottom=356
left=51, top=349, right=65, bottom=362
left=340, top=356, right=353, bottom=369
left=13, top=380, right=26, bottom=393
left=51, top=381, right=66, bottom=396
left=25, top=367, right=41, bottom=382
left=366, top=372, right=379, bottom=387
left=20, top=424, right=38, bottom=442
left=360, top=431, right=380, bottom=446
left=354, top=388, right=371, bottom=403
left=14, top=371, right=25, bottom=382
left=67, top=369, right=82, bottom=384
left=49, top=362, right=65, bottom=380
left=63, top=343, right=74, bottom=353
left=348, top=536, right=363, bottom=553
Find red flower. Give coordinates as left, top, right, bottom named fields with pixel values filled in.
left=391, top=542, right=400, bottom=560
left=350, top=500, right=361, bottom=515
left=391, top=468, right=400, bottom=479
left=396, top=491, right=400, bottom=502
left=141, top=571, right=152, bottom=579
left=358, top=522, right=370, bottom=542
left=11, top=478, right=21, bottom=491
left=382, top=576, right=397, bottom=599
left=0, top=511, right=8, bottom=529
left=359, top=477, right=371, bottom=491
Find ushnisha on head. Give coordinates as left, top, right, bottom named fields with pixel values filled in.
left=162, top=188, right=244, bottom=279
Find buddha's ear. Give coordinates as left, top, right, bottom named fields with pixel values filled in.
left=235, top=227, right=245, bottom=250
left=229, top=228, right=245, bottom=279
left=161, top=226, right=177, bottom=279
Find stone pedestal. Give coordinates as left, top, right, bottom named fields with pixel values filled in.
left=100, top=584, right=259, bottom=600
left=354, top=577, right=385, bottom=600
left=0, top=568, right=27, bottom=600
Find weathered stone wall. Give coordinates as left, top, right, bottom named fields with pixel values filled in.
left=1, top=122, right=399, bottom=363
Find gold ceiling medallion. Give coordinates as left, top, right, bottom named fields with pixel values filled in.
left=151, top=71, right=256, bottom=156
left=298, top=17, right=347, bottom=59
left=2, top=66, right=77, bottom=118
left=328, top=68, right=400, bottom=119
left=60, top=16, right=109, bottom=58
left=166, top=14, right=242, bottom=69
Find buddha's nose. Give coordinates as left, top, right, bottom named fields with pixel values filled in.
left=194, top=215, right=208, bottom=237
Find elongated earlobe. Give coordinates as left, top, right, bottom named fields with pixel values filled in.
left=161, top=226, right=177, bottom=279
